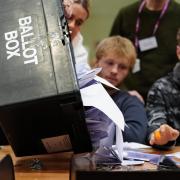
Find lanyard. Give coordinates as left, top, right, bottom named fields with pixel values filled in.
left=134, top=0, right=171, bottom=49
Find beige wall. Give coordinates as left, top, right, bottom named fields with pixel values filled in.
left=82, top=0, right=180, bottom=62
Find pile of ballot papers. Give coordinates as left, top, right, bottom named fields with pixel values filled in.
left=77, top=66, right=125, bottom=161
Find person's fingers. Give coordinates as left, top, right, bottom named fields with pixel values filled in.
left=160, top=124, right=179, bottom=141
left=128, top=90, right=144, bottom=104
left=153, top=128, right=168, bottom=145
left=149, top=133, right=155, bottom=145
left=63, top=0, right=73, bottom=6
left=171, top=129, right=179, bottom=140
left=160, top=124, right=172, bottom=138
left=63, top=0, right=73, bottom=18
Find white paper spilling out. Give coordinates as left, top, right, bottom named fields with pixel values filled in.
left=80, top=83, right=125, bottom=161
left=116, top=126, right=123, bottom=161
left=80, top=83, right=125, bottom=131
left=167, top=152, right=180, bottom=159
left=123, top=142, right=151, bottom=150
left=77, top=68, right=102, bottom=88
left=123, top=150, right=165, bottom=165
left=122, top=160, right=144, bottom=166
left=94, top=75, right=120, bottom=90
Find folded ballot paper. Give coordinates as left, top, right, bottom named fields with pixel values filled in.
left=78, top=68, right=125, bottom=162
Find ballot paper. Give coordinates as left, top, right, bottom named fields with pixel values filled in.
left=80, top=83, right=124, bottom=161
left=166, top=152, right=180, bottom=159
left=77, top=67, right=102, bottom=88
left=79, top=67, right=125, bottom=161
left=80, top=83, right=125, bottom=131
left=77, top=67, right=119, bottom=90
left=123, top=150, right=158, bottom=162
left=123, top=142, right=151, bottom=150
left=94, top=75, right=119, bottom=90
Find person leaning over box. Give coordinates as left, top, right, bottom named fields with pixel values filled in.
left=63, top=0, right=91, bottom=72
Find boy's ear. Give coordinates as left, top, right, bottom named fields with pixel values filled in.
left=177, top=45, right=180, bottom=60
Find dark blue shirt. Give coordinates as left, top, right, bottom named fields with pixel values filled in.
left=112, top=90, right=148, bottom=144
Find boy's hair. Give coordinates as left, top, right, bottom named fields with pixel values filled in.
left=94, top=35, right=136, bottom=69
left=177, top=28, right=180, bottom=46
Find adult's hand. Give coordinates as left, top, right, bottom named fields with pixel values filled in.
left=63, top=0, right=73, bottom=18
left=128, top=90, right=144, bottom=104
left=150, top=124, right=180, bottom=146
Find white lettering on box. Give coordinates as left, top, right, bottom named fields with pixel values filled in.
left=19, top=16, right=32, bottom=26
left=4, top=16, right=38, bottom=65
left=4, top=31, right=20, bottom=59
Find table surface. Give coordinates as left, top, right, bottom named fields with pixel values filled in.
left=0, top=145, right=180, bottom=180
left=0, top=145, right=73, bottom=180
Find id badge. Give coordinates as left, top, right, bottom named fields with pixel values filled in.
left=139, top=36, right=158, bottom=52
left=132, top=58, right=140, bottom=73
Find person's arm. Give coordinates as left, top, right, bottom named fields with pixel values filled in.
left=116, top=93, right=148, bottom=144
left=63, top=0, right=73, bottom=18
left=146, top=81, right=179, bottom=149
left=109, top=9, right=124, bottom=36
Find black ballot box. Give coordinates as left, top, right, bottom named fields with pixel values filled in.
left=0, top=128, right=9, bottom=145
left=70, top=153, right=180, bottom=180
left=0, top=0, right=92, bottom=157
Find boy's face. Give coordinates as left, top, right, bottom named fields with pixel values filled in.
left=95, top=53, right=130, bottom=87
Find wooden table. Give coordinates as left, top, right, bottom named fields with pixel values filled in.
left=0, top=146, right=180, bottom=180
left=0, top=145, right=73, bottom=180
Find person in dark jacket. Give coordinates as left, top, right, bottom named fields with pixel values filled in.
left=92, top=35, right=148, bottom=144
left=146, top=28, right=180, bottom=149
left=110, top=0, right=180, bottom=100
